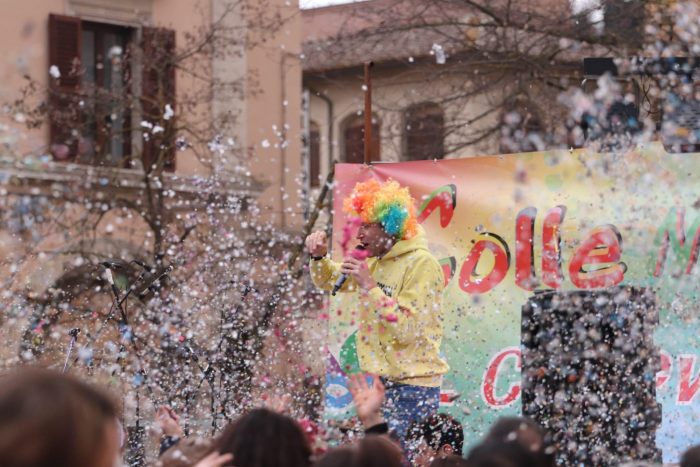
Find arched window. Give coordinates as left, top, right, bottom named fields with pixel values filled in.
left=404, top=103, right=444, bottom=161
left=309, top=121, right=321, bottom=188
left=343, top=114, right=380, bottom=163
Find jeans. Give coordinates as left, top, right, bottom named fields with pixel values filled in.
left=381, top=379, right=440, bottom=444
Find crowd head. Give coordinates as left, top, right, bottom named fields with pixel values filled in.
left=2, top=367, right=699, bottom=467
left=465, top=417, right=553, bottom=467
left=0, top=368, right=120, bottom=467
left=211, top=408, right=312, bottom=467
left=406, top=413, right=464, bottom=466
left=682, top=444, right=700, bottom=467
left=315, top=434, right=404, bottom=467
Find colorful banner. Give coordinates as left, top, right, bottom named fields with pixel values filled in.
left=324, top=143, right=700, bottom=463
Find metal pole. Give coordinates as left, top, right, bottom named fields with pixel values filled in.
left=62, top=328, right=80, bottom=373
left=363, top=61, right=374, bottom=165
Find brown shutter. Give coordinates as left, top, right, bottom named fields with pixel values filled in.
left=309, top=127, right=321, bottom=188
left=122, top=41, right=134, bottom=160
left=141, top=27, right=176, bottom=172
left=344, top=119, right=380, bottom=163
left=405, top=104, right=444, bottom=161
left=48, top=14, right=82, bottom=160
left=370, top=122, right=380, bottom=161
left=344, top=124, right=364, bottom=164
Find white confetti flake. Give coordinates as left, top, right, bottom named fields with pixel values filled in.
left=163, top=104, right=175, bottom=121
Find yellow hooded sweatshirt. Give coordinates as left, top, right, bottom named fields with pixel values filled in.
left=310, top=226, right=449, bottom=387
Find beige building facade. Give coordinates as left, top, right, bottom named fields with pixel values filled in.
left=0, top=1, right=309, bottom=459
left=0, top=0, right=307, bottom=300
left=301, top=0, right=585, bottom=188
left=1, top=0, right=303, bottom=230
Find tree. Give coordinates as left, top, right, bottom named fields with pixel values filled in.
left=303, top=0, right=700, bottom=157
left=1, top=1, right=327, bottom=462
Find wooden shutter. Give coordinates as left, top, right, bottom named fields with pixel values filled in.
left=48, top=14, right=82, bottom=160
left=405, top=104, right=444, bottom=161
left=370, top=123, right=380, bottom=162
left=122, top=41, right=133, bottom=159
left=141, top=27, right=176, bottom=172
left=344, top=119, right=380, bottom=163
left=345, top=124, right=364, bottom=164
left=309, top=126, right=321, bottom=188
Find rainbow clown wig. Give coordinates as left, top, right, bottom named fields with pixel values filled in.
left=343, top=179, right=419, bottom=240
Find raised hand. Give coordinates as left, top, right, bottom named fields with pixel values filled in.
left=305, top=231, right=328, bottom=258
left=155, top=405, right=184, bottom=438
left=347, top=373, right=385, bottom=428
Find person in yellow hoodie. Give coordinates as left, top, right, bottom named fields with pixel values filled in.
left=305, top=178, right=449, bottom=442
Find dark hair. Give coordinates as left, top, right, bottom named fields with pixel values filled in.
left=486, top=417, right=543, bottom=442
left=429, top=454, right=472, bottom=467
left=467, top=432, right=554, bottom=467
left=315, top=436, right=404, bottom=467
left=465, top=440, right=522, bottom=467
left=407, top=413, right=465, bottom=454
left=314, top=446, right=357, bottom=467
left=0, top=368, right=118, bottom=467
left=485, top=417, right=553, bottom=467
left=682, top=444, right=700, bottom=467
left=214, top=408, right=311, bottom=467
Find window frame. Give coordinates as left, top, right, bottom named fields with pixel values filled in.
left=403, top=102, right=445, bottom=161
left=48, top=14, right=176, bottom=172
left=341, top=113, right=381, bottom=163
left=79, top=20, right=134, bottom=166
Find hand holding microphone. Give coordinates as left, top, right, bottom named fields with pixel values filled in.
left=334, top=245, right=374, bottom=295
left=305, top=230, right=376, bottom=295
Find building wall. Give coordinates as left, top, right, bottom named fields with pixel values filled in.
left=0, top=3, right=308, bottom=458
left=305, top=64, right=505, bottom=183
left=0, top=0, right=65, bottom=158
left=212, top=0, right=248, bottom=172
left=0, top=0, right=215, bottom=176
left=151, top=0, right=213, bottom=176
left=0, top=0, right=304, bottom=231
left=245, top=0, right=304, bottom=230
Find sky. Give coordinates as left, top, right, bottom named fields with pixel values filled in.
left=300, top=0, right=358, bottom=9
left=301, top=0, right=586, bottom=12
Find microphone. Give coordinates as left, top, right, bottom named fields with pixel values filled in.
left=62, top=328, right=80, bottom=373
left=101, top=263, right=122, bottom=300
left=331, top=245, right=366, bottom=296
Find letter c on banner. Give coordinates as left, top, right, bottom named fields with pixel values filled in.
left=459, top=232, right=511, bottom=294
left=482, top=347, right=522, bottom=408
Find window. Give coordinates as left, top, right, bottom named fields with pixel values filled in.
left=309, top=121, right=321, bottom=188
left=499, top=102, right=544, bottom=154
left=603, top=0, right=645, bottom=48
left=79, top=21, right=132, bottom=166
left=48, top=14, right=175, bottom=171
left=404, top=103, right=444, bottom=161
left=343, top=114, right=380, bottom=163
